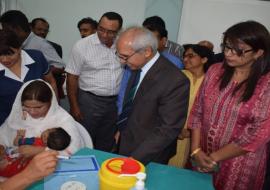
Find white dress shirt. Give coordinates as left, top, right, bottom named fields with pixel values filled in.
left=66, top=33, right=123, bottom=96
left=23, top=32, right=65, bottom=68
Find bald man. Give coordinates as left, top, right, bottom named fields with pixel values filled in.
left=116, top=27, right=189, bottom=164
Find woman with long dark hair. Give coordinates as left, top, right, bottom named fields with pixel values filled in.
left=188, top=21, right=270, bottom=190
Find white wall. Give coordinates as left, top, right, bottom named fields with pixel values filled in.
left=17, top=0, right=146, bottom=63
left=11, top=0, right=185, bottom=62
left=178, top=0, right=270, bottom=53
left=145, top=0, right=183, bottom=41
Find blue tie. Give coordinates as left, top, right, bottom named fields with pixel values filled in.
left=117, top=69, right=141, bottom=131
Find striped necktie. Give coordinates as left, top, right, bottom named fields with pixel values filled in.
left=117, top=69, right=141, bottom=131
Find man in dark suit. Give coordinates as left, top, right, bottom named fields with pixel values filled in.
left=116, top=27, right=189, bottom=165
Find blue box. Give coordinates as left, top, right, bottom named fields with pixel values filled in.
left=44, top=155, right=99, bottom=190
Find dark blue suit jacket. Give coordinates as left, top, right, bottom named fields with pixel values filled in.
left=119, top=55, right=190, bottom=165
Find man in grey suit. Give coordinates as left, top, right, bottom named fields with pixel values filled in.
left=116, top=27, right=189, bottom=165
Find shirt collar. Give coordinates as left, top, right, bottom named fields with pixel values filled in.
left=134, top=52, right=160, bottom=93
left=92, top=32, right=100, bottom=45
left=21, top=49, right=35, bottom=65
left=0, top=50, right=35, bottom=81
left=22, top=32, right=34, bottom=48
left=141, top=52, right=160, bottom=76
left=92, top=32, right=116, bottom=49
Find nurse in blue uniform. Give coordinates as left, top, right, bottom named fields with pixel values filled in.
left=0, top=29, right=57, bottom=126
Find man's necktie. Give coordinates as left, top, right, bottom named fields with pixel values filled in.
left=117, top=69, right=141, bottom=131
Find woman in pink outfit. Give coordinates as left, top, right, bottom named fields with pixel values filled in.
left=188, top=21, right=270, bottom=190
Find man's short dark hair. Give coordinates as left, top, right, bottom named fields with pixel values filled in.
left=143, top=16, right=166, bottom=29
left=144, top=24, right=168, bottom=38
left=77, top=17, right=98, bottom=29
left=31, top=18, right=49, bottom=28
left=0, top=10, right=30, bottom=33
left=99, top=12, right=123, bottom=30
left=47, top=127, right=71, bottom=151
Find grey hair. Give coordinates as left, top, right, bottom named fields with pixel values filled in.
left=125, top=26, right=158, bottom=54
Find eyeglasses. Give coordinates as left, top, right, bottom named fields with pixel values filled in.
left=115, top=49, right=142, bottom=63
left=183, top=53, right=199, bottom=59
left=97, top=26, right=118, bottom=36
left=221, top=43, right=253, bottom=56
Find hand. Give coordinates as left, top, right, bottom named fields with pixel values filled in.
left=18, top=145, right=45, bottom=158
left=70, top=105, right=83, bottom=121
left=17, top=129, right=26, bottom=137
left=193, top=150, right=216, bottom=172
left=22, top=150, right=58, bottom=182
left=178, top=129, right=191, bottom=140
left=14, top=129, right=26, bottom=146
left=0, top=145, right=5, bottom=157
left=114, top=131, right=120, bottom=144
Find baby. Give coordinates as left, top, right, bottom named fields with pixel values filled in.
left=14, top=127, right=71, bottom=151
left=0, top=127, right=71, bottom=177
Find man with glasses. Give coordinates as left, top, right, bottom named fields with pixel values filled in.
left=65, top=12, right=123, bottom=152
left=117, top=24, right=184, bottom=115
left=115, top=26, right=189, bottom=164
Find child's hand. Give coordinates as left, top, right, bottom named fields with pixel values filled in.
left=17, top=129, right=26, bottom=137
left=14, top=130, right=26, bottom=146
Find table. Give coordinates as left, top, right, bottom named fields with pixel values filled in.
left=28, top=148, right=215, bottom=190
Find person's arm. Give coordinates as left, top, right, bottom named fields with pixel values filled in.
left=18, top=145, right=46, bottom=158
left=43, top=70, right=59, bottom=100
left=65, top=41, right=84, bottom=121
left=66, top=73, right=83, bottom=121
left=50, top=65, right=65, bottom=75
left=187, top=68, right=215, bottom=171
left=192, top=143, right=248, bottom=172
left=208, top=87, right=270, bottom=167
left=190, top=128, right=216, bottom=172
left=41, top=39, right=65, bottom=69
left=209, top=143, right=248, bottom=162
left=0, top=145, right=5, bottom=159
left=190, top=128, right=200, bottom=152
left=0, top=150, right=58, bottom=190
left=14, top=130, right=24, bottom=146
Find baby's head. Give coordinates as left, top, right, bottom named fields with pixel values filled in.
left=41, top=127, right=71, bottom=151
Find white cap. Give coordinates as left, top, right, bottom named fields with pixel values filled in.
left=134, top=172, right=146, bottom=190
left=119, top=172, right=146, bottom=190
left=135, top=180, right=145, bottom=190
